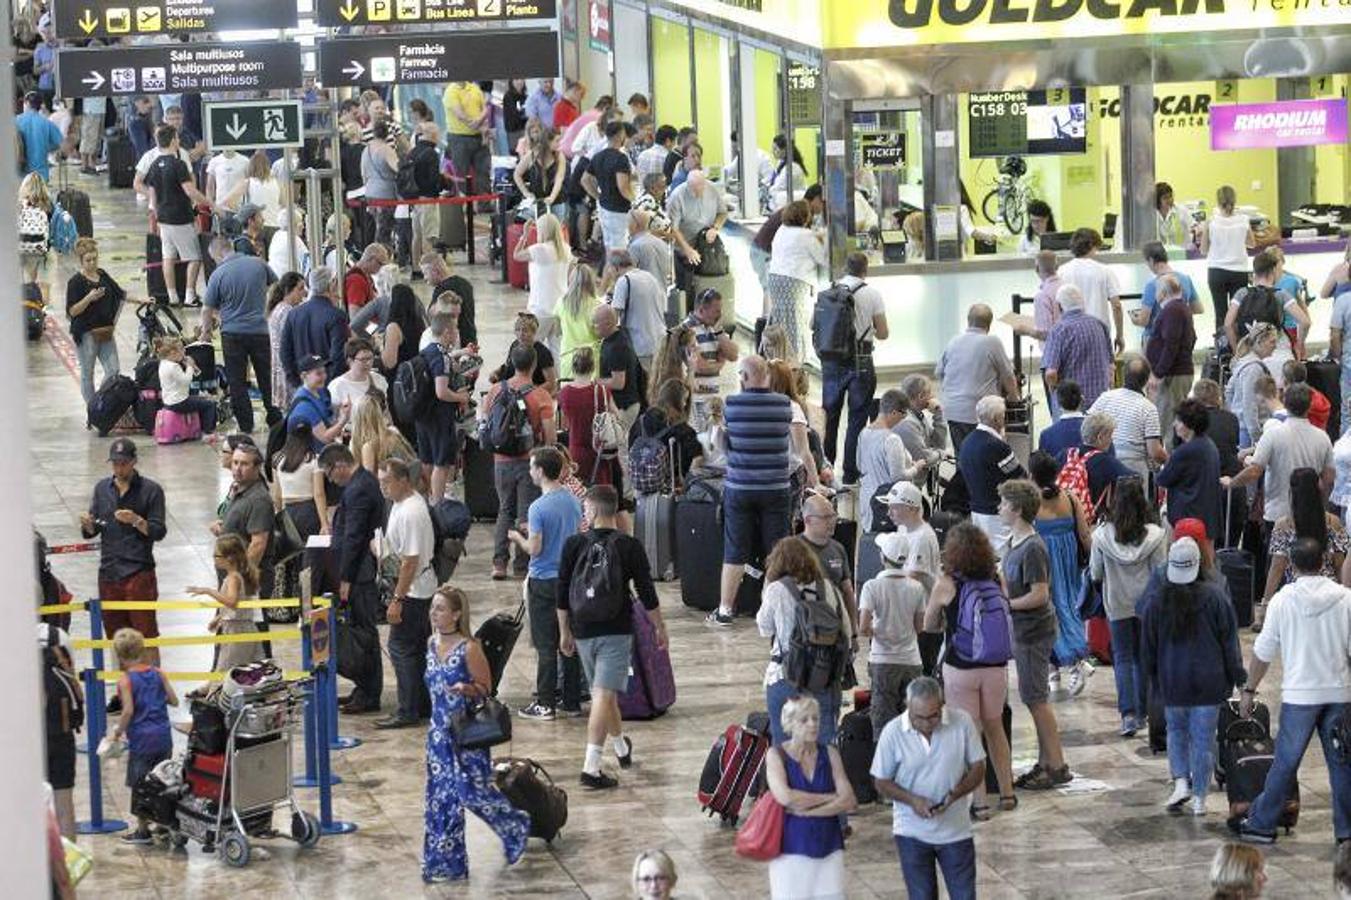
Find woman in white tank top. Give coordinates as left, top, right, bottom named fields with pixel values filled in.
left=1199, top=184, right=1256, bottom=338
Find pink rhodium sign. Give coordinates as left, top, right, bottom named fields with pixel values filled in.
left=1211, top=98, right=1349, bottom=151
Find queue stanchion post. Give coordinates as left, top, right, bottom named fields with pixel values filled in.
left=313, top=660, right=356, bottom=836
left=77, top=597, right=127, bottom=835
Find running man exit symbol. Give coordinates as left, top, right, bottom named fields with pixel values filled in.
left=264, top=108, right=287, bottom=141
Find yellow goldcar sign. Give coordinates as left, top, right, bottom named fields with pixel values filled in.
left=824, top=0, right=1351, bottom=49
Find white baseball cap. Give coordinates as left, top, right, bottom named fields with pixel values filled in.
left=1167, top=538, right=1201, bottom=585
left=875, top=531, right=911, bottom=566
left=883, top=482, right=924, bottom=509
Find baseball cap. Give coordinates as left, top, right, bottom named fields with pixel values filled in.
left=298, top=354, right=326, bottom=374
left=883, top=482, right=924, bottom=509
left=231, top=236, right=256, bottom=256
left=108, top=437, right=138, bottom=462
left=1167, top=538, right=1201, bottom=585
left=875, top=531, right=911, bottom=567
left=1173, top=518, right=1209, bottom=546
left=235, top=203, right=263, bottom=225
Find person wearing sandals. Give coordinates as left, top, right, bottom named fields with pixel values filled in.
left=923, top=522, right=1017, bottom=819
left=763, top=695, right=856, bottom=900
left=873, top=677, right=987, bottom=900
left=996, top=480, right=1071, bottom=791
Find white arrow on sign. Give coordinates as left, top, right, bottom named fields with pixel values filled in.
left=342, top=60, right=365, bottom=81
left=225, top=113, right=247, bottom=140
left=82, top=71, right=105, bottom=91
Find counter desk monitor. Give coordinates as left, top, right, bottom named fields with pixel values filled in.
left=969, top=88, right=1089, bottom=158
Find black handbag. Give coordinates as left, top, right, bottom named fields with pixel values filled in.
left=270, top=507, right=305, bottom=565
left=694, top=232, right=729, bottom=277
left=450, top=696, right=513, bottom=749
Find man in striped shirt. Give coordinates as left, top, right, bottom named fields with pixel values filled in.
left=708, top=356, right=792, bottom=627
left=1086, top=356, right=1168, bottom=481
left=684, top=288, right=739, bottom=430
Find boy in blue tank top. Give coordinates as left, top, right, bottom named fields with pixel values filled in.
left=110, top=627, right=178, bottom=844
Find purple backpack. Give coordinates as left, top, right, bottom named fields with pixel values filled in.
left=952, top=579, right=1014, bottom=666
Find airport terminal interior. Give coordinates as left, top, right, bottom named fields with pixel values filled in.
left=10, top=0, right=1351, bottom=897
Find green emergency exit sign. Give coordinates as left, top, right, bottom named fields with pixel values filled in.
left=206, top=100, right=304, bottom=152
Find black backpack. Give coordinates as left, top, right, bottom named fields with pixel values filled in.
left=391, top=352, right=436, bottom=426
left=811, top=281, right=865, bottom=362
left=395, top=153, right=421, bottom=200
left=568, top=533, right=626, bottom=624
left=482, top=382, right=535, bottom=456
left=1233, top=285, right=1283, bottom=342
left=41, top=627, right=83, bottom=739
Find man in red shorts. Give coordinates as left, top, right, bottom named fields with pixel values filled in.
left=80, top=438, right=167, bottom=665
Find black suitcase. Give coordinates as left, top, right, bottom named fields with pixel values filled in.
left=57, top=188, right=94, bottom=238
left=1223, top=717, right=1300, bottom=832
left=734, top=561, right=764, bottom=618
left=24, top=283, right=45, bottom=341
left=983, top=703, right=1013, bottom=795
left=855, top=531, right=884, bottom=585
left=676, top=481, right=723, bottom=611
left=1305, top=358, right=1341, bottom=439
left=1218, top=488, right=1255, bottom=627
left=132, top=357, right=162, bottom=434
left=833, top=519, right=858, bottom=578
left=88, top=373, right=138, bottom=436
left=1216, top=698, right=1271, bottom=783
left=493, top=757, right=568, bottom=843
left=462, top=435, right=500, bottom=522
left=146, top=233, right=190, bottom=305
left=836, top=709, right=877, bottom=804
left=474, top=600, right=524, bottom=697
left=107, top=132, right=136, bottom=189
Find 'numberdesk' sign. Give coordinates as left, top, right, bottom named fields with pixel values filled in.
left=1211, top=98, right=1350, bottom=151
left=825, top=0, right=1351, bottom=48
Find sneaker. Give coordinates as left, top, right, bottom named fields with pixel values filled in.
left=705, top=610, right=734, bottom=628
left=1238, top=822, right=1276, bottom=844
left=558, top=706, right=585, bottom=719
left=1191, top=796, right=1207, bottom=817
left=120, top=829, right=154, bottom=845
left=615, top=736, right=633, bottom=769
left=1166, top=778, right=1192, bottom=813
left=579, top=771, right=619, bottom=790
left=1048, top=670, right=1062, bottom=695
left=1120, top=716, right=1139, bottom=738
left=1068, top=662, right=1089, bottom=697
left=517, top=703, right=555, bottom=721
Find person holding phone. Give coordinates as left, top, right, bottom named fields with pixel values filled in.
left=66, top=237, right=129, bottom=407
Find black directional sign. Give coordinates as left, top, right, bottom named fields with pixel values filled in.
left=56, top=41, right=304, bottom=98
left=315, top=0, right=554, bottom=28
left=317, top=30, right=558, bottom=87
left=51, top=0, right=296, bottom=39
left=206, top=100, right=304, bottom=151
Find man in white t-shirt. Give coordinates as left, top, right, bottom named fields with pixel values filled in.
left=824, top=251, right=889, bottom=485
left=327, top=336, right=388, bottom=430
left=376, top=457, right=439, bottom=729
left=606, top=249, right=667, bottom=370
left=1057, top=228, right=1124, bottom=354
left=861, top=530, right=928, bottom=737
left=205, top=150, right=250, bottom=213
left=881, top=482, right=941, bottom=594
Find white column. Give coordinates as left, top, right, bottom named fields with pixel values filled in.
left=0, top=9, right=52, bottom=895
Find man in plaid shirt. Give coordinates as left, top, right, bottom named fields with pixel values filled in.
left=1042, top=284, right=1114, bottom=415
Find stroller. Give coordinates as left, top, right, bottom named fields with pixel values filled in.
left=131, top=662, right=319, bottom=867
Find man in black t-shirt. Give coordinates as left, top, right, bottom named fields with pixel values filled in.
left=595, top=304, right=642, bottom=505
left=422, top=251, right=476, bottom=345
left=146, top=124, right=212, bottom=305
left=584, top=120, right=636, bottom=254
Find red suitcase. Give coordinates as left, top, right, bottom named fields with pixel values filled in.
left=507, top=221, right=532, bottom=290
left=697, top=723, right=769, bottom=825
left=1087, top=616, right=1113, bottom=665
left=185, top=750, right=227, bottom=803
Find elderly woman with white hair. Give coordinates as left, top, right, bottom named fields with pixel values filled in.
left=956, top=394, right=1027, bottom=556
left=763, top=694, right=856, bottom=900
left=1063, top=411, right=1137, bottom=514
left=268, top=208, right=311, bottom=279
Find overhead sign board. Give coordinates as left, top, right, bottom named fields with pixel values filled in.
left=587, top=0, right=611, bottom=52
left=51, top=0, right=296, bottom=38
left=56, top=41, right=304, bottom=97
left=317, top=30, right=558, bottom=86
left=206, top=100, right=304, bottom=152
left=787, top=61, right=821, bottom=126
left=1211, top=98, right=1349, bottom=151
left=315, top=0, right=554, bottom=28
left=826, top=1, right=1351, bottom=49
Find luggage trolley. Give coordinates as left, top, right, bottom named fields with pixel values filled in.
left=137, top=669, right=320, bottom=867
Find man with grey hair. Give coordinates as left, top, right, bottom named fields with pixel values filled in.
left=858, top=389, right=927, bottom=533
left=344, top=242, right=389, bottom=316
left=935, top=303, right=1018, bottom=452
left=281, top=266, right=352, bottom=390
left=1041, top=282, right=1114, bottom=417
left=894, top=374, right=948, bottom=469
left=606, top=248, right=667, bottom=370
left=201, top=232, right=280, bottom=432
left=1144, top=272, right=1197, bottom=441
left=666, top=167, right=726, bottom=294
left=872, top=675, right=986, bottom=900
left=957, top=395, right=1025, bottom=555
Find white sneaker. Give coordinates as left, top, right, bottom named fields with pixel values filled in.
left=1165, top=778, right=1191, bottom=811
left=1067, top=663, right=1087, bottom=697
left=1048, top=670, right=1062, bottom=694
left=1190, top=795, right=1207, bottom=817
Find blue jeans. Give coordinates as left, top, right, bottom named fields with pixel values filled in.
left=896, top=835, right=977, bottom=900
left=765, top=678, right=840, bottom=746
left=1247, top=702, right=1351, bottom=839
left=1108, top=617, right=1144, bottom=718
left=77, top=331, right=121, bottom=406
left=1164, top=705, right=1219, bottom=800
left=821, top=358, right=877, bottom=484
left=1340, top=368, right=1351, bottom=437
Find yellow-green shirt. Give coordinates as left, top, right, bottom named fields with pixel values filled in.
left=555, top=294, right=601, bottom=382
left=443, top=82, right=485, bottom=137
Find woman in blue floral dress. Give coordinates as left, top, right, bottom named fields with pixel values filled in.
left=423, top=586, right=530, bottom=883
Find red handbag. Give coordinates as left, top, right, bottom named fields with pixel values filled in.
left=734, top=791, right=785, bottom=861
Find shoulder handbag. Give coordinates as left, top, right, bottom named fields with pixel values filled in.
left=450, top=695, right=513, bottom=750
left=591, top=381, right=624, bottom=455
left=734, top=750, right=785, bottom=861
left=270, top=506, right=305, bottom=565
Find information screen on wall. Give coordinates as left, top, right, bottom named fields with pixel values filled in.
left=787, top=62, right=821, bottom=126
left=968, top=88, right=1087, bottom=158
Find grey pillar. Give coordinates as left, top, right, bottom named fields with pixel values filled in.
left=922, top=94, right=960, bottom=261
left=1120, top=83, right=1156, bottom=253
left=1276, top=78, right=1315, bottom=220
left=822, top=65, right=849, bottom=275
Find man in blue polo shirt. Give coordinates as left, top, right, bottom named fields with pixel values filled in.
left=288, top=354, right=350, bottom=451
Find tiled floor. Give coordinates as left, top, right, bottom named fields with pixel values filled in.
left=32, top=165, right=1344, bottom=898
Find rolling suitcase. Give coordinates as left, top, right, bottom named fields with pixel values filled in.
left=493, top=757, right=568, bottom=843
left=107, top=132, right=135, bottom=189
left=506, top=221, right=531, bottom=289
left=88, top=373, right=138, bottom=436
left=474, top=599, right=524, bottom=697
left=1223, top=717, right=1300, bottom=833
left=675, top=477, right=723, bottom=611
left=1216, top=698, right=1270, bottom=784
left=24, top=284, right=45, bottom=341
left=132, top=357, right=162, bottom=434
left=439, top=201, right=467, bottom=252
left=1305, top=358, right=1341, bottom=438
left=145, top=233, right=189, bottom=305
left=698, top=721, right=770, bottom=824
left=833, top=518, right=858, bottom=580
left=618, top=599, right=676, bottom=720
left=634, top=438, right=678, bottom=581
left=836, top=709, right=877, bottom=804
left=56, top=188, right=93, bottom=237
left=463, top=435, right=500, bottom=522
left=1218, top=488, right=1256, bottom=627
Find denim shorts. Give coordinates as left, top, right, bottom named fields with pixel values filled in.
left=575, top=633, right=632, bottom=693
